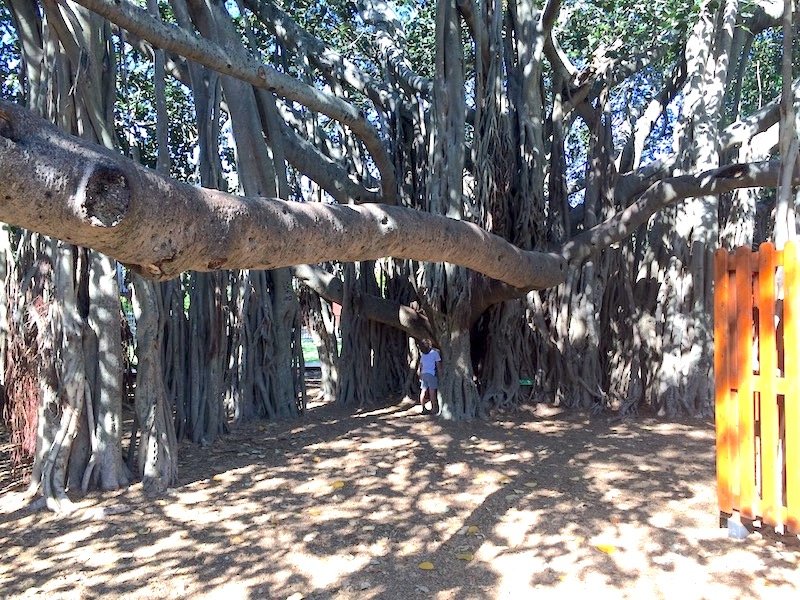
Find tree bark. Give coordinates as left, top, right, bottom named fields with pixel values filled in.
left=0, top=99, right=568, bottom=289
left=131, top=274, right=177, bottom=492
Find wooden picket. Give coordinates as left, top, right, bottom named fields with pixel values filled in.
left=714, top=241, right=800, bottom=534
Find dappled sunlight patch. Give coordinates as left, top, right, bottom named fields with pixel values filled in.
left=450, top=489, right=487, bottom=506
left=417, top=495, right=450, bottom=515
left=444, top=461, right=470, bottom=477
left=363, top=507, right=394, bottom=522
left=386, top=466, right=415, bottom=490
left=353, top=404, right=406, bottom=418
left=494, top=508, right=541, bottom=548
left=131, top=531, right=189, bottom=559
left=425, top=431, right=455, bottom=446
left=162, top=502, right=222, bottom=524
left=516, top=449, right=535, bottom=461
left=50, top=524, right=99, bottom=548
left=221, top=519, right=249, bottom=536
left=484, top=545, right=552, bottom=596
left=174, top=487, right=215, bottom=504
left=358, top=437, right=415, bottom=451
left=470, top=439, right=506, bottom=453
left=3, top=407, right=799, bottom=598
left=318, top=438, right=361, bottom=452
left=489, top=452, right=527, bottom=464
left=305, top=506, right=362, bottom=524
left=290, top=477, right=328, bottom=496
left=295, top=552, right=372, bottom=588
left=583, top=460, right=640, bottom=483
left=648, top=511, right=677, bottom=529
left=310, top=457, right=345, bottom=471
left=531, top=488, right=566, bottom=500
left=248, top=475, right=290, bottom=491
left=473, top=469, right=516, bottom=485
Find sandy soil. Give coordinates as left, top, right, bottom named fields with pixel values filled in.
left=2, top=398, right=799, bottom=599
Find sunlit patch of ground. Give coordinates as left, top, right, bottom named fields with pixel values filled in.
left=2, top=399, right=799, bottom=599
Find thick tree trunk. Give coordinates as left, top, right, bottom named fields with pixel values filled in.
left=27, top=240, right=87, bottom=512
left=84, top=251, right=129, bottom=489
left=302, top=289, right=339, bottom=404
left=643, top=0, right=737, bottom=416
left=124, top=0, right=179, bottom=488
left=437, top=323, right=480, bottom=420
left=2, top=0, right=133, bottom=509
left=336, top=263, right=374, bottom=408
left=131, top=274, right=177, bottom=491
left=269, top=268, right=301, bottom=417
left=162, top=279, right=189, bottom=439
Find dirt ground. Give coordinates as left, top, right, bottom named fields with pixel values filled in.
left=2, top=397, right=799, bottom=600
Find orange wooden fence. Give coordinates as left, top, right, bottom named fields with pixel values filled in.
left=715, top=242, right=800, bottom=533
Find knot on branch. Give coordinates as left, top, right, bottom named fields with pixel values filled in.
left=81, top=164, right=130, bottom=227
left=0, top=109, right=15, bottom=140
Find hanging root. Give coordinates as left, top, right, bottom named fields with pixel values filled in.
left=2, top=261, right=50, bottom=483
left=2, top=327, right=39, bottom=479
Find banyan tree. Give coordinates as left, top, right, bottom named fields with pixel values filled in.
left=0, top=0, right=797, bottom=509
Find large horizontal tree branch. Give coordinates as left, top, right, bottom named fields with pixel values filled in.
left=292, top=265, right=433, bottom=340
left=562, top=161, right=800, bottom=263
left=281, top=123, right=381, bottom=205
left=720, top=77, right=799, bottom=151
left=0, top=101, right=566, bottom=288
left=70, top=0, right=397, bottom=202
left=614, top=82, right=796, bottom=204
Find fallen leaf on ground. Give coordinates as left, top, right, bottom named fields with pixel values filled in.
left=456, top=552, right=474, bottom=561
left=467, top=525, right=479, bottom=534
left=331, top=481, right=345, bottom=490
left=418, top=561, right=434, bottom=570
left=595, top=543, right=618, bottom=555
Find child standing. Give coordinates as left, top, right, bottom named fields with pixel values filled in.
left=418, top=339, right=441, bottom=415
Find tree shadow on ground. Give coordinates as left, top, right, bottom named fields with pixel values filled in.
left=2, top=399, right=799, bottom=599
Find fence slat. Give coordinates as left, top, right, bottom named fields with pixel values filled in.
left=727, top=258, right=741, bottom=505
left=734, top=246, right=756, bottom=519
left=783, top=242, right=800, bottom=534
left=757, top=242, right=780, bottom=527
left=714, top=248, right=734, bottom=513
